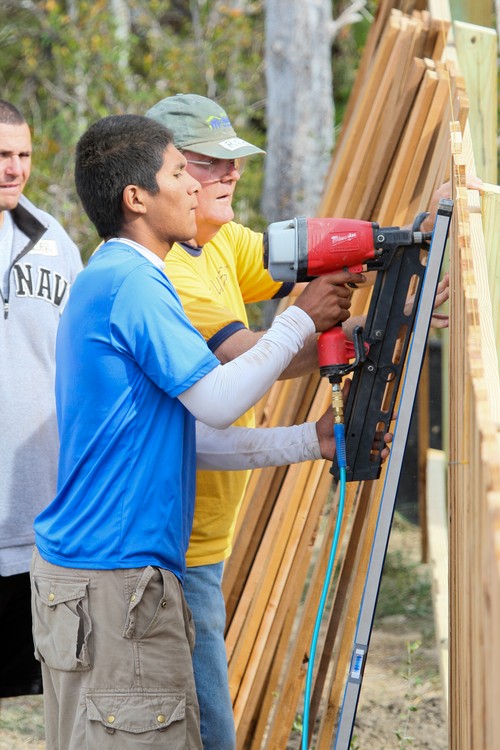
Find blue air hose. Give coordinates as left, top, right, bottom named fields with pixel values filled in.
left=301, top=422, right=347, bottom=749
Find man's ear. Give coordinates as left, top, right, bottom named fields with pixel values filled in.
left=122, top=184, right=147, bottom=216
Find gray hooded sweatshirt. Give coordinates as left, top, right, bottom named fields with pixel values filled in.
left=0, top=195, right=83, bottom=575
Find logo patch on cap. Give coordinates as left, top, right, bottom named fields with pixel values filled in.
left=218, top=138, right=250, bottom=152
left=206, top=114, right=232, bottom=130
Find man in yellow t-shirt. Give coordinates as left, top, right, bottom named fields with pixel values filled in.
left=163, top=220, right=296, bottom=566
left=145, top=94, right=450, bottom=749
left=146, top=94, right=320, bottom=750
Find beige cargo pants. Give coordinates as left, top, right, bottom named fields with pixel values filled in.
left=31, top=549, right=202, bottom=749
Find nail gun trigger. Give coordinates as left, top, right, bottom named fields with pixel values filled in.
left=343, top=267, right=360, bottom=289
left=345, top=263, right=364, bottom=276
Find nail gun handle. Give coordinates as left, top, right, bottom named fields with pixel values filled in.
left=318, top=325, right=367, bottom=382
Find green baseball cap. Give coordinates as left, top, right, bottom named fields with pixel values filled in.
left=145, top=94, right=265, bottom=159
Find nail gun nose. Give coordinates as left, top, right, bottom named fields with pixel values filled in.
left=374, top=227, right=432, bottom=249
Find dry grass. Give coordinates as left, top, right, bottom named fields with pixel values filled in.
left=0, top=694, right=44, bottom=749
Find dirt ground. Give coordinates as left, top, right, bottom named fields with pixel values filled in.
left=348, top=529, right=447, bottom=749
left=348, top=625, right=447, bottom=749
left=0, top=520, right=447, bottom=750
left=0, top=694, right=44, bottom=750
left=285, top=517, right=448, bottom=750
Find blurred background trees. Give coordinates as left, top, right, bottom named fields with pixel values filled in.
left=0, top=0, right=374, bottom=260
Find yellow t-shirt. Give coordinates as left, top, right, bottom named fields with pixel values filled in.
left=165, top=221, right=291, bottom=566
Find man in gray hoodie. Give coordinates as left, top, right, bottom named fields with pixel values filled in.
left=0, top=99, right=82, bottom=697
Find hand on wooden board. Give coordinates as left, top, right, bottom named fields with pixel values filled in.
left=421, top=174, right=484, bottom=233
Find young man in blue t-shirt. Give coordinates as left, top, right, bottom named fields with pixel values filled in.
left=31, top=113, right=364, bottom=749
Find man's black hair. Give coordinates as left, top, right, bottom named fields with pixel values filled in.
left=75, top=114, right=174, bottom=238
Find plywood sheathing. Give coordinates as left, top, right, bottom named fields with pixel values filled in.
left=448, top=124, right=500, bottom=750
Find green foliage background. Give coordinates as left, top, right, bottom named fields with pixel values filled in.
left=0, top=0, right=372, bottom=261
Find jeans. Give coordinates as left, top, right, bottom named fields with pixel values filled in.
left=183, top=562, right=236, bottom=750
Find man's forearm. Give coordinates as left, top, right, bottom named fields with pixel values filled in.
left=179, top=306, right=315, bottom=429
left=195, top=421, right=320, bottom=470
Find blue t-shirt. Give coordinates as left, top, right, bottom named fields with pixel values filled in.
left=34, top=241, right=219, bottom=580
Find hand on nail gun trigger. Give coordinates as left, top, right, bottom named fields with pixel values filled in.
left=263, top=215, right=438, bottom=385
left=291, top=269, right=365, bottom=333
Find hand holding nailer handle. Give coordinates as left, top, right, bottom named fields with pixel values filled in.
left=292, top=270, right=365, bottom=332
left=316, top=379, right=393, bottom=462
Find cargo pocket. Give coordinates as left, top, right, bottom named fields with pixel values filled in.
left=32, top=575, right=92, bottom=671
left=85, top=691, right=186, bottom=748
left=123, top=566, right=164, bottom=641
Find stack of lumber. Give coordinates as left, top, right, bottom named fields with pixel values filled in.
left=448, top=125, right=500, bottom=750
left=321, top=9, right=463, bottom=222
left=223, top=3, right=469, bottom=748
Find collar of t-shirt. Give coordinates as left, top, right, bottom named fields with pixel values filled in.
left=112, top=237, right=165, bottom=271
left=178, top=241, right=202, bottom=257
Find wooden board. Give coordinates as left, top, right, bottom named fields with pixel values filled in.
left=454, top=21, right=498, bottom=184
left=222, top=4, right=493, bottom=747
left=448, top=123, right=500, bottom=750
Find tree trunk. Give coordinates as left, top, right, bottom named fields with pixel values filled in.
left=109, top=0, right=132, bottom=73
left=262, top=0, right=334, bottom=221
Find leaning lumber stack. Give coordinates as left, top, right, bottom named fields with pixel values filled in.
left=448, top=125, right=500, bottom=750
left=321, top=10, right=461, bottom=222
left=223, top=3, right=469, bottom=748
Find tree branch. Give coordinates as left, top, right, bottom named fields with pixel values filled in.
left=329, top=0, right=369, bottom=41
